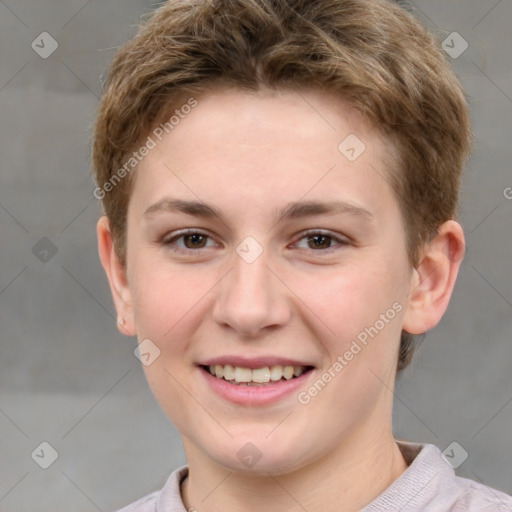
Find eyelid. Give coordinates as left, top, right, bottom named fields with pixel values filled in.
left=162, top=228, right=220, bottom=252
left=162, top=228, right=212, bottom=242
left=290, top=229, right=350, bottom=252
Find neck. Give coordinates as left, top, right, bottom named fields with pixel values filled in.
left=181, top=424, right=408, bottom=512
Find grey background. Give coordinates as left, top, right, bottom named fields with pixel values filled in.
left=0, top=1, right=511, bottom=511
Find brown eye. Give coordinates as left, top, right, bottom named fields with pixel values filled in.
left=306, top=234, right=333, bottom=250
left=183, top=233, right=208, bottom=248
left=292, top=230, right=349, bottom=254
left=163, top=230, right=217, bottom=254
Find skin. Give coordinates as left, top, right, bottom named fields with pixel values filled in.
left=98, top=87, right=465, bottom=512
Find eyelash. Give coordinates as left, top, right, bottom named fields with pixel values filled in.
left=161, top=229, right=349, bottom=256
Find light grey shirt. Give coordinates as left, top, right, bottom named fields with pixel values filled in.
left=115, top=442, right=512, bottom=511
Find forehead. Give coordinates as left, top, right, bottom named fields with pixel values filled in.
left=130, top=87, right=399, bottom=224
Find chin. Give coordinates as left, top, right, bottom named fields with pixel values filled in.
left=207, top=438, right=312, bottom=476
left=221, top=455, right=304, bottom=476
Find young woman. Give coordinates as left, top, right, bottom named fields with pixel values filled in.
left=92, top=0, right=512, bottom=510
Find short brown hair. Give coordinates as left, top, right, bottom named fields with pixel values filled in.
left=92, top=0, right=472, bottom=371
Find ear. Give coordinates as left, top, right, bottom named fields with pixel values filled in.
left=402, top=220, right=465, bottom=335
left=97, top=216, right=136, bottom=336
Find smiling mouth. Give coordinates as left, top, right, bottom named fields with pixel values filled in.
left=200, top=364, right=314, bottom=386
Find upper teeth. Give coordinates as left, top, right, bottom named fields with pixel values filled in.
left=209, top=364, right=306, bottom=383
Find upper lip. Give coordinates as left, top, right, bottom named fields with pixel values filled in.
left=198, top=356, right=315, bottom=369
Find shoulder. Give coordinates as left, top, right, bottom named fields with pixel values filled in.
left=112, top=465, right=189, bottom=512
left=363, top=442, right=512, bottom=512
left=446, top=473, right=512, bottom=511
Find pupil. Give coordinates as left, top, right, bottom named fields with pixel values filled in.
left=185, top=234, right=206, bottom=248
left=308, top=234, right=330, bottom=249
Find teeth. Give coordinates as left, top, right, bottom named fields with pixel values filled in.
left=283, top=366, right=294, bottom=380
left=234, top=367, right=252, bottom=383
left=207, top=364, right=307, bottom=384
left=252, top=367, right=270, bottom=383
left=223, top=364, right=235, bottom=380
left=270, top=365, right=283, bottom=381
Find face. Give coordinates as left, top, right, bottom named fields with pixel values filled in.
left=119, top=88, right=416, bottom=474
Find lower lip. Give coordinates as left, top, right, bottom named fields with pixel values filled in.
left=198, top=366, right=314, bottom=406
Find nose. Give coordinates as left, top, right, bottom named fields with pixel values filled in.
left=212, top=247, right=291, bottom=338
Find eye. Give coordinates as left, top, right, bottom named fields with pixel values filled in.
left=293, top=230, right=349, bottom=252
left=162, top=230, right=218, bottom=253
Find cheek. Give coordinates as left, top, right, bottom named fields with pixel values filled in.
left=129, top=260, right=210, bottom=429
left=129, top=254, right=220, bottom=357
left=292, top=261, right=403, bottom=337
left=292, top=265, right=405, bottom=423
left=289, top=260, right=408, bottom=392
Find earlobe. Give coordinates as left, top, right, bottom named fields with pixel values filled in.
left=97, top=216, right=136, bottom=336
left=402, top=220, right=465, bottom=335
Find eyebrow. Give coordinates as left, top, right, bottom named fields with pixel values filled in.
left=143, top=198, right=374, bottom=224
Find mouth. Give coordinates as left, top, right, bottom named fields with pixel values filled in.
left=199, top=364, right=315, bottom=386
